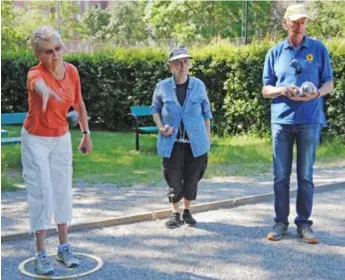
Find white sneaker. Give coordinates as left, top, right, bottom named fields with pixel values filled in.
left=35, top=251, right=54, bottom=275
left=56, top=244, right=79, bottom=268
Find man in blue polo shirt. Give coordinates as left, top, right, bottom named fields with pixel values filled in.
left=262, top=4, right=333, bottom=244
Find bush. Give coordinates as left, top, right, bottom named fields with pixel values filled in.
left=1, top=40, right=345, bottom=140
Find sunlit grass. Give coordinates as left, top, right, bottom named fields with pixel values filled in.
left=316, top=137, right=345, bottom=163
left=2, top=125, right=344, bottom=190
left=206, top=135, right=272, bottom=177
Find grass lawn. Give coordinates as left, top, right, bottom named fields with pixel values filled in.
left=2, top=125, right=345, bottom=190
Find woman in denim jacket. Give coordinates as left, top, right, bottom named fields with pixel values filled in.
left=151, top=45, right=212, bottom=229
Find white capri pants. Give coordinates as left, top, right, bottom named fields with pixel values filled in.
left=21, top=128, right=73, bottom=232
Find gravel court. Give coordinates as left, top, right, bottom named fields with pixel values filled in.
left=2, top=163, right=345, bottom=236
left=2, top=188, right=345, bottom=280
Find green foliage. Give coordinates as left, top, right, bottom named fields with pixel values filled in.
left=65, top=49, right=168, bottom=130
left=307, top=1, right=345, bottom=38
left=1, top=40, right=345, bottom=140
left=222, top=43, right=272, bottom=135
left=81, top=8, right=111, bottom=40
left=3, top=0, right=345, bottom=51
left=1, top=0, right=84, bottom=52
left=106, top=1, right=150, bottom=43
left=1, top=0, right=25, bottom=51
left=146, top=1, right=271, bottom=45
left=81, top=1, right=150, bottom=45
left=323, top=39, right=345, bottom=142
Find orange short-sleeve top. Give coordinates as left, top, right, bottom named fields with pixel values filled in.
left=24, top=62, right=82, bottom=137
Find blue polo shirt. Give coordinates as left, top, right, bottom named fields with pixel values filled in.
left=263, top=36, right=333, bottom=126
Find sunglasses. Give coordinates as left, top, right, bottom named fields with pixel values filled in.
left=42, top=46, right=62, bottom=55
left=290, top=59, right=302, bottom=75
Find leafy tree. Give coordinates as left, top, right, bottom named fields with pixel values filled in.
left=12, top=0, right=83, bottom=44
left=104, top=1, right=150, bottom=44
left=58, top=0, right=85, bottom=39
left=81, top=7, right=111, bottom=40
left=307, top=1, right=345, bottom=38
left=260, top=1, right=345, bottom=41
left=81, top=1, right=150, bottom=45
left=146, top=0, right=271, bottom=45
left=1, top=0, right=25, bottom=51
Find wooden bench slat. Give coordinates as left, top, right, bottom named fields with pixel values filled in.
left=130, top=106, right=152, bottom=117
left=1, top=112, right=26, bottom=146
left=1, top=129, right=9, bottom=137
left=1, top=112, right=27, bottom=125
left=138, top=126, right=158, bottom=133
left=1, top=137, right=21, bottom=145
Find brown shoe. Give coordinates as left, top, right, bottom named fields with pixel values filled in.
left=297, top=226, right=318, bottom=244
left=267, top=223, right=288, bottom=241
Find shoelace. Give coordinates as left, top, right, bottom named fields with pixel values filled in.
left=61, top=247, right=77, bottom=262
left=62, top=247, right=71, bottom=256
left=38, top=255, right=51, bottom=268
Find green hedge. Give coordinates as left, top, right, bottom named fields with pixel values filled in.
left=2, top=40, right=345, bottom=140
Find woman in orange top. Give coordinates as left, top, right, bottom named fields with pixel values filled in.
left=21, top=26, right=92, bottom=275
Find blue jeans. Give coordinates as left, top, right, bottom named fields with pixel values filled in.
left=271, top=123, right=321, bottom=227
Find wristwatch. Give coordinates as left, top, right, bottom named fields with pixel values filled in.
left=82, top=130, right=91, bottom=135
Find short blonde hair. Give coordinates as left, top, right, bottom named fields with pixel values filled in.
left=31, top=26, right=65, bottom=53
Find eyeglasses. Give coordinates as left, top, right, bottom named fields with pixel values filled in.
left=42, top=46, right=62, bottom=55
left=290, top=59, right=302, bottom=75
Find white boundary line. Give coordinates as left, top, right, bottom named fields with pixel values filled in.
left=18, top=252, right=103, bottom=279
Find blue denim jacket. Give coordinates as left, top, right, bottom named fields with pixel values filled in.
left=151, top=76, right=213, bottom=158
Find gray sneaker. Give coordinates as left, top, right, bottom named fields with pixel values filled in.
left=267, top=223, right=288, bottom=241
left=297, top=226, right=318, bottom=244
left=35, top=251, right=54, bottom=275
left=56, top=244, right=79, bottom=268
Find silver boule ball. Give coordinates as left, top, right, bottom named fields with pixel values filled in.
left=301, top=82, right=317, bottom=95
left=164, top=124, right=170, bottom=131
left=164, top=124, right=170, bottom=132
left=66, top=110, right=79, bottom=128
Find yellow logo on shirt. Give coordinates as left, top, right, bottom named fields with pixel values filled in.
left=306, top=54, right=314, bottom=62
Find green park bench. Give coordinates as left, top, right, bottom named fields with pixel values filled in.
left=128, top=106, right=158, bottom=151
left=1, top=112, right=27, bottom=145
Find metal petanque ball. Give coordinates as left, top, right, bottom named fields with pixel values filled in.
left=67, top=110, right=79, bottom=128
left=300, top=81, right=317, bottom=96
left=164, top=124, right=170, bottom=132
